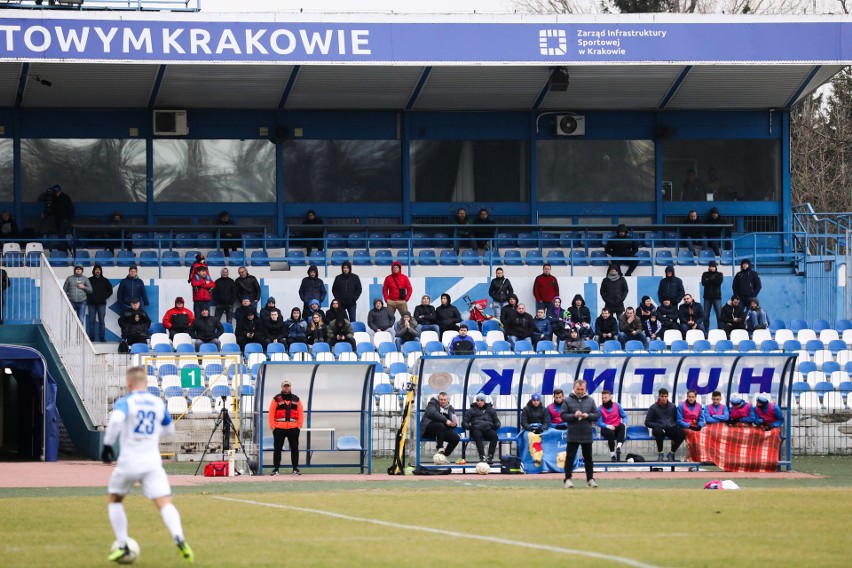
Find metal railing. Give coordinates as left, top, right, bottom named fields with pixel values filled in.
left=37, top=255, right=127, bottom=427
left=0, top=1, right=201, bottom=12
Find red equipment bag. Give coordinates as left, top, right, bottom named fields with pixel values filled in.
left=204, top=461, right=229, bottom=477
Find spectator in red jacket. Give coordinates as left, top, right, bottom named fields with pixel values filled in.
left=162, top=297, right=194, bottom=339
left=382, top=261, right=411, bottom=318
left=191, top=266, right=215, bottom=319
left=533, top=262, right=560, bottom=312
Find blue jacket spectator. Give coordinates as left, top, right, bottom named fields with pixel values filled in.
left=298, top=264, right=326, bottom=316
left=745, top=299, right=769, bottom=333
left=448, top=326, right=476, bottom=355
left=532, top=308, right=552, bottom=345
left=704, top=398, right=730, bottom=424
left=677, top=396, right=706, bottom=429
left=116, top=265, right=148, bottom=311
left=678, top=294, right=705, bottom=334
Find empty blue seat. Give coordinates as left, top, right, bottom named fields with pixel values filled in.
left=395, top=250, right=411, bottom=265
left=584, top=340, right=600, bottom=351
left=769, top=319, right=786, bottom=333
left=164, top=386, right=184, bottom=399
left=116, top=250, right=136, bottom=267
left=374, top=250, right=392, bottom=266
left=760, top=340, right=779, bottom=352
left=424, top=341, right=445, bottom=355
left=517, top=232, right=537, bottom=248
left=791, top=381, right=810, bottom=400
left=536, top=340, right=556, bottom=352
left=698, top=250, right=717, bottom=265
left=289, top=342, right=308, bottom=355
left=158, top=250, right=179, bottom=267
left=351, top=321, right=367, bottom=333
left=835, top=319, right=852, bottom=332
left=72, top=250, right=92, bottom=266
left=195, top=233, right=214, bottom=249
left=798, top=361, right=817, bottom=376
left=221, top=343, right=241, bottom=354
left=636, top=250, right=652, bottom=266
left=677, top=250, right=696, bottom=266
left=94, top=250, right=115, bottom=267
left=175, top=233, right=195, bottom=248
left=482, top=319, right=501, bottom=334
left=333, top=342, right=353, bottom=355
left=287, top=250, right=307, bottom=266
left=496, top=233, right=515, bottom=248
left=348, top=232, right=368, bottom=248
left=369, top=232, right=390, bottom=248
left=48, top=250, right=69, bottom=267
left=655, top=250, right=674, bottom=266
left=351, top=249, right=371, bottom=266
left=460, top=250, right=481, bottom=266
left=326, top=232, right=346, bottom=248
left=602, top=340, right=622, bottom=353
left=356, top=342, right=375, bottom=356
left=670, top=340, right=689, bottom=353
left=206, top=251, right=225, bottom=266
left=720, top=249, right=734, bottom=265
left=502, top=250, right=523, bottom=266
left=812, top=319, right=831, bottom=333
left=625, top=340, right=645, bottom=353
left=546, top=250, right=567, bottom=266
left=570, top=250, right=588, bottom=266
left=828, top=339, right=847, bottom=354
left=330, top=250, right=350, bottom=266
left=130, top=343, right=149, bottom=355
left=805, top=339, right=824, bottom=355
left=311, top=342, right=331, bottom=354
left=138, top=250, right=158, bottom=267
left=418, top=250, right=438, bottom=266
left=783, top=339, right=802, bottom=351
left=175, top=343, right=195, bottom=354
left=643, top=231, right=662, bottom=248
left=513, top=339, right=534, bottom=352
left=439, top=249, right=458, bottom=265
left=524, top=250, right=543, bottom=265
left=249, top=250, right=269, bottom=267
left=199, top=343, right=219, bottom=353
left=716, top=339, right=734, bottom=352
left=389, top=232, right=407, bottom=249
left=647, top=339, right=666, bottom=353
left=790, top=319, right=808, bottom=333
left=693, top=339, right=712, bottom=353
left=308, top=250, right=326, bottom=265
left=228, top=251, right=245, bottom=266
left=149, top=322, right=166, bottom=335
left=558, top=232, right=575, bottom=248
left=814, top=381, right=835, bottom=399
left=590, top=250, right=609, bottom=267
left=491, top=340, right=512, bottom=353
left=823, top=361, right=841, bottom=375
left=739, top=340, right=757, bottom=352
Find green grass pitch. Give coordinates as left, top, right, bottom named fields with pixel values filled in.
left=1, top=456, right=851, bottom=567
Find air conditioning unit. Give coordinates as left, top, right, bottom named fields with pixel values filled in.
left=153, top=110, right=189, bottom=136
left=556, top=114, right=585, bottom=136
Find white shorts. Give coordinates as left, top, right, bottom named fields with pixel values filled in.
left=108, top=467, right=172, bottom=500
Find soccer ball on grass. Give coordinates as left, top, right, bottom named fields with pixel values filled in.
left=475, top=461, right=491, bottom=475
left=110, top=537, right=140, bottom=564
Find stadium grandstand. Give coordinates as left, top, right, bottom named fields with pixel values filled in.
left=0, top=3, right=850, bottom=474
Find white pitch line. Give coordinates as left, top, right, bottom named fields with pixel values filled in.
left=213, top=496, right=660, bottom=568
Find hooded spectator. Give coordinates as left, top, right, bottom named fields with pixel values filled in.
left=305, top=298, right=325, bottom=323
left=600, top=265, right=628, bottom=318
left=189, top=306, right=224, bottom=348
left=367, top=298, right=394, bottom=337
left=638, top=295, right=657, bottom=323
left=382, top=261, right=412, bottom=318
left=704, top=207, right=725, bottom=256
left=118, top=298, right=150, bottom=342
left=657, top=265, right=685, bottom=305
left=216, top=210, right=241, bottom=257
left=86, top=264, right=113, bottom=342
left=325, top=298, right=345, bottom=325
left=701, top=260, right=724, bottom=330
left=234, top=296, right=257, bottom=323
left=190, top=265, right=215, bottom=319
left=299, top=264, right=326, bottom=318
left=331, top=260, right=362, bottom=323
left=500, top=294, right=519, bottom=327
left=235, top=311, right=260, bottom=350
left=261, top=297, right=284, bottom=322
left=283, top=307, right=307, bottom=347
left=567, top=294, right=593, bottom=338
left=329, top=313, right=356, bottom=351
left=413, top=294, right=440, bottom=335
left=212, top=267, right=237, bottom=324
left=656, top=298, right=679, bottom=332
left=260, top=309, right=288, bottom=348
left=435, top=293, right=462, bottom=335
left=394, top=311, right=421, bottom=349
left=732, top=259, right=761, bottom=305
left=604, top=224, right=639, bottom=276
left=301, top=209, right=323, bottom=255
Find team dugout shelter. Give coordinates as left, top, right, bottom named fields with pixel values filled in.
left=0, top=11, right=850, bottom=234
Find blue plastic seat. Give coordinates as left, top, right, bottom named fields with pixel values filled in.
left=348, top=232, right=368, bottom=248
left=222, top=343, right=241, bottom=354
left=288, top=342, right=308, bottom=355
left=333, top=342, right=353, bottom=356
left=351, top=321, right=367, bottom=333
left=130, top=343, right=149, bottom=355
left=402, top=341, right=422, bottom=356
left=439, top=249, right=459, bottom=266
left=491, top=340, right=512, bottom=353
left=481, top=319, right=501, bottom=334
left=677, top=250, right=696, bottom=266
left=206, top=251, right=226, bottom=267
left=287, top=249, right=307, bottom=266
left=738, top=340, right=757, bottom=352
left=769, top=319, right=786, bottom=333
left=244, top=342, right=263, bottom=355
left=693, top=339, right=712, bottom=353
left=760, top=340, right=779, bottom=352
left=369, top=232, right=390, bottom=248
left=590, top=250, right=609, bottom=267
left=670, top=340, right=689, bottom=353
left=798, top=361, right=817, bottom=376
left=116, top=250, right=136, bottom=267
left=424, top=341, right=445, bottom=355
left=153, top=343, right=173, bottom=354
left=647, top=339, right=666, bottom=353
left=698, top=249, right=717, bottom=265
left=496, top=233, right=515, bottom=248
left=570, top=250, right=588, bottom=266
left=828, top=339, right=847, bottom=355
left=356, top=342, right=375, bottom=356
left=311, top=342, right=331, bottom=354
left=460, top=250, right=481, bottom=266
left=308, top=250, right=326, bottom=265
left=791, top=381, right=810, bottom=401
left=655, top=250, right=674, bottom=266
left=161, top=250, right=180, bottom=267
left=389, top=232, right=407, bottom=249
left=584, top=340, right=600, bottom=352
left=48, top=250, right=70, bottom=267
left=502, top=250, right=523, bottom=266
left=524, top=250, right=544, bottom=266
left=94, top=250, right=115, bottom=267
left=602, top=340, right=622, bottom=353
left=352, top=249, right=371, bottom=266
left=395, top=250, right=410, bottom=265
left=175, top=233, right=195, bottom=248
left=326, top=232, right=346, bottom=248
left=720, top=249, right=734, bottom=265
left=164, top=386, right=184, bottom=399
left=812, top=319, right=831, bottom=333
left=838, top=381, right=852, bottom=398
left=782, top=339, right=801, bottom=351
left=626, top=425, right=652, bottom=440
left=835, top=319, right=852, bottom=332
left=536, top=340, right=556, bottom=353
left=625, top=340, right=645, bottom=353
left=330, top=250, right=350, bottom=266
left=823, top=361, right=841, bottom=375
left=199, top=343, right=219, bottom=353
left=175, top=344, right=195, bottom=354
left=546, top=250, right=567, bottom=266
left=790, top=319, right=808, bottom=333
left=228, top=250, right=245, bottom=266
left=814, top=381, right=835, bottom=400
left=183, top=250, right=202, bottom=267
left=211, top=384, right=231, bottom=399
left=377, top=342, right=397, bottom=357
left=805, top=339, right=824, bottom=355
left=374, top=250, right=392, bottom=266
left=513, top=339, right=534, bottom=352
left=138, top=250, right=158, bottom=267
left=264, top=343, right=285, bottom=355
left=418, top=249, right=438, bottom=266
left=635, top=250, right=652, bottom=266
left=715, top=339, right=734, bottom=352
left=148, top=322, right=166, bottom=335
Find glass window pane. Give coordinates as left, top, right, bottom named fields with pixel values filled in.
left=282, top=140, right=401, bottom=203
left=661, top=140, right=780, bottom=202
left=410, top=140, right=529, bottom=202
left=154, top=139, right=275, bottom=202
left=21, top=139, right=146, bottom=202
left=537, top=140, right=654, bottom=202
left=0, top=138, right=11, bottom=202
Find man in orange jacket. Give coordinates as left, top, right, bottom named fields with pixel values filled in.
left=268, top=380, right=304, bottom=476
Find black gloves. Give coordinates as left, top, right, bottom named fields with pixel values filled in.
left=101, top=445, right=115, bottom=464
left=532, top=427, right=543, bottom=435
left=726, top=419, right=738, bottom=426
left=690, top=425, right=702, bottom=431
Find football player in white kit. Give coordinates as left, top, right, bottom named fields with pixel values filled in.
left=102, top=366, right=194, bottom=563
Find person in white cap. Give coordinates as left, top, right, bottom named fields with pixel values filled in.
left=749, top=394, right=784, bottom=430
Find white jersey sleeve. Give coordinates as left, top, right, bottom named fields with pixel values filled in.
left=108, top=391, right=172, bottom=473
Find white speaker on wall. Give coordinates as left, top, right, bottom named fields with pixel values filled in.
left=556, top=114, right=585, bottom=136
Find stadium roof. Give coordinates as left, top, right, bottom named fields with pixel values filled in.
left=0, top=12, right=849, bottom=111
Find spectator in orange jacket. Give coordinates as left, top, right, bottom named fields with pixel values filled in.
left=190, top=265, right=215, bottom=320
left=267, top=379, right=304, bottom=476
left=533, top=262, right=560, bottom=313
left=382, top=261, right=412, bottom=318
left=162, top=297, right=194, bottom=339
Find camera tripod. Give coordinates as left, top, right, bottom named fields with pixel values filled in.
left=194, top=396, right=255, bottom=476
